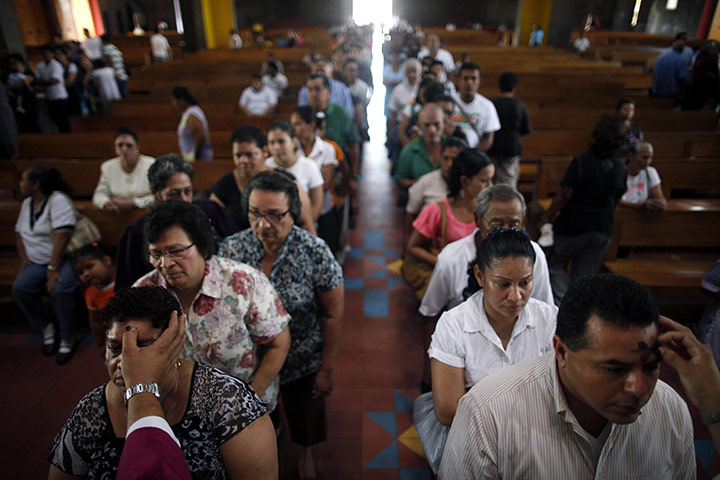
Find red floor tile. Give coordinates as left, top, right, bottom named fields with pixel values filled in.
left=361, top=437, right=395, bottom=465
left=362, top=388, right=395, bottom=411
left=398, top=442, right=430, bottom=469
left=361, top=413, right=395, bottom=439
left=326, top=387, right=364, bottom=412
left=361, top=469, right=400, bottom=480
left=327, top=411, right=363, bottom=439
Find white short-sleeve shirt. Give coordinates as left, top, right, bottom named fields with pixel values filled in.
left=418, top=47, right=456, bottom=73
left=419, top=230, right=554, bottom=316
left=621, top=166, right=661, bottom=205
left=429, top=290, right=557, bottom=388
left=265, top=155, right=324, bottom=195
left=406, top=170, right=448, bottom=216
left=296, top=137, right=339, bottom=215
left=451, top=93, right=501, bottom=148
left=15, top=192, right=76, bottom=265
left=262, top=73, right=288, bottom=97
left=238, top=86, right=277, bottom=115
left=35, top=59, right=68, bottom=100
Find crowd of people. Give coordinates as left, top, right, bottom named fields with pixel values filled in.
left=4, top=20, right=720, bottom=480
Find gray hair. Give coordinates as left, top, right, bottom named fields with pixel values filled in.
left=629, top=141, right=652, bottom=155
left=403, top=58, right=421, bottom=73
left=147, top=154, right=194, bottom=192
left=476, top=184, right=527, bottom=219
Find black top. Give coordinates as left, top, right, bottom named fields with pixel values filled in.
left=554, top=154, right=627, bottom=237
left=211, top=172, right=251, bottom=231
left=115, top=199, right=239, bottom=288
left=487, top=96, right=531, bottom=157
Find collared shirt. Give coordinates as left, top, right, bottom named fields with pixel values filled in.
left=419, top=230, right=554, bottom=316
left=35, top=59, right=68, bottom=100
left=652, top=50, right=689, bottom=96
left=296, top=135, right=339, bottom=215
left=134, top=256, right=290, bottom=409
left=387, top=80, right=419, bottom=122
left=297, top=79, right=354, bottom=116
left=395, top=136, right=444, bottom=183
left=102, top=43, right=128, bottom=81
left=218, top=226, right=343, bottom=383
left=15, top=191, right=75, bottom=265
left=92, top=155, right=156, bottom=209
left=262, top=73, right=288, bottom=97
left=238, top=86, right=277, bottom=115
left=406, top=169, right=449, bottom=216
left=418, top=47, right=456, bottom=73
left=440, top=352, right=695, bottom=479
left=323, top=103, right=361, bottom=156
left=429, top=291, right=557, bottom=388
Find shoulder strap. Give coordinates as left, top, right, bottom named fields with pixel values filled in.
left=437, top=200, right=448, bottom=248
left=453, top=96, right=484, bottom=141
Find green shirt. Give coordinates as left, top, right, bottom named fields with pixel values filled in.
left=323, top=103, right=360, bottom=155
left=394, top=136, right=445, bottom=183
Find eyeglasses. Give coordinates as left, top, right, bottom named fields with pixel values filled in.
left=249, top=208, right=291, bottom=224
left=149, top=243, right=195, bottom=261
left=482, top=218, right=523, bottom=231
left=115, top=142, right=136, bottom=148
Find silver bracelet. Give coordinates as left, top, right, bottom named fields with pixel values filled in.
left=47, top=264, right=58, bottom=271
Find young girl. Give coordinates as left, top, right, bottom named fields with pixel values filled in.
left=71, top=242, right=116, bottom=351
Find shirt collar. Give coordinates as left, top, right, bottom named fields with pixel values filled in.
left=197, top=256, right=223, bottom=300
left=463, top=290, right=537, bottom=338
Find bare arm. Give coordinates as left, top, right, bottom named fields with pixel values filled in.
left=543, top=184, right=573, bottom=224
left=431, top=359, right=467, bottom=425
left=186, top=114, right=206, bottom=160
left=406, top=229, right=437, bottom=266
left=320, top=164, right=334, bottom=191
left=476, top=131, right=495, bottom=152
left=47, top=231, right=72, bottom=291
left=220, top=414, right=278, bottom=480
left=308, top=186, right=324, bottom=222
left=348, top=143, right=360, bottom=178
left=250, top=327, right=290, bottom=397
left=15, top=234, right=29, bottom=275
left=314, top=284, right=345, bottom=397
left=645, top=184, right=667, bottom=210
left=398, top=177, right=417, bottom=190
left=295, top=180, right=317, bottom=236
left=209, top=192, right=227, bottom=209
left=397, top=115, right=412, bottom=146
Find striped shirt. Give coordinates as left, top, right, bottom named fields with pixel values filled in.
left=439, top=352, right=695, bottom=479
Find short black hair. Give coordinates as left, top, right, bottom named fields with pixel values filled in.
left=251, top=73, right=262, bottom=80
left=430, top=60, right=444, bottom=70
left=26, top=166, right=73, bottom=195
left=463, top=229, right=535, bottom=299
left=114, top=127, right=138, bottom=143
left=293, top=105, right=324, bottom=130
left=101, top=286, right=181, bottom=331
left=498, top=72, right=519, bottom=92
left=459, top=61, right=482, bottom=76
left=41, top=44, right=55, bottom=53
left=556, top=274, right=659, bottom=351
left=431, top=93, right=454, bottom=104
left=144, top=199, right=217, bottom=260
left=171, top=86, right=197, bottom=105
left=267, top=61, right=279, bottom=71
left=268, top=120, right=294, bottom=138
left=71, top=241, right=113, bottom=265
left=590, top=114, right=625, bottom=158
left=307, top=73, right=330, bottom=89
left=101, top=33, right=111, bottom=43
left=675, top=32, right=687, bottom=40
left=442, top=136, right=468, bottom=151
left=243, top=170, right=301, bottom=222
left=447, top=148, right=492, bottom=199
left=147, top=154, right=194, bottom=192
left=230, top=125, right=266, bottom=148
left=615, top=97, right=636, bottom=111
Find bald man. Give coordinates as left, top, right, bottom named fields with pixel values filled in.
left=394, top=103, right=445, bottom=190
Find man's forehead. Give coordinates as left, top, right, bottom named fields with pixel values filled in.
left=485, top=199, right=523, bottom=218
left=583, top=315, right=660, bottom=359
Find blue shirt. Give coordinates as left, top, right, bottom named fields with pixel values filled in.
left=297, top=79, right=354, bottom=116
left=218, top=226, right=343, bottom=383
left=652, top=50, right=688, bottom=96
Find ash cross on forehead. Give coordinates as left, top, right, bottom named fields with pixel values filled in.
left=638, top=340, right=663, bottom=361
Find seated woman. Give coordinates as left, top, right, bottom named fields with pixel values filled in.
left=92, top=127, right=155, bottom=213
left=402, top=149, right=494, bottom=299
left=414, top=229, right=558, bottom=473
left=619, top=141, right=667, bottom=211
left=134, top=200, right=291, bottom=412
left=210, top=125, right=316, bottom=234
left=218, top=171, right=344, bottom=480
left=48, top=286, right=278, bottom=479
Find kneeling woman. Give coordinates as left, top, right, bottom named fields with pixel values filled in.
left=48, top=286, right=277, bottom=479
left=414, top=229, right=558, bottom=472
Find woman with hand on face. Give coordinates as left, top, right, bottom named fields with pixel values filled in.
left=210, top=125, right=316, bottom=234
left=265, top=121, right=325, bottom=223
left=414, top=229, right=558, bottom=473
left=218, top=171, right=344, bottom=480
left=13, top=167, right=78, bottom=365
left=134, top=200, right=291, bottom=414
left=403, top=149, right=494, bottom=299
left=48, top=286, right=278, bottom=479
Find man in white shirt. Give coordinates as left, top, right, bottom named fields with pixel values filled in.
left=239, top=74, right=278, bottom=116
left=81, top=28, right=102, bottom=60
left=93, top=127, right=156, bottom=212
left=150, top=27, right=171, bottom=64
left=343, top=59, right=371, bottom=107
left=418, top=184, right=553, bottom=388
left=35, top=45, right=70, bottom=133
left=440, top=274, right=695, bottom=479
left=418, top=34, right=455, bottom=74
left=386, top=58, right=421, bottom=130
left=229, top=29, right=242, bottom=49
left=452, top=62, right=501, bottom=151
left=261, top=61, right=288, bottom=98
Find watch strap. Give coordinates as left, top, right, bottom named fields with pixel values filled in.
left=124, top=382, right=161, bottom=407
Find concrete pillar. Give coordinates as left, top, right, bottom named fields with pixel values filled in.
left=0, top=0, right=27, bottom=56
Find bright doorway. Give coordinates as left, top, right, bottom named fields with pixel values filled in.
left=352, top=0, right=393, bottom=29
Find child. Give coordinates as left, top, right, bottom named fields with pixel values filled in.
left=71, top=242, right=116, bottom=351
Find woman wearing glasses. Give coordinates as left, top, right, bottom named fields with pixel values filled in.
left=218, top=171, right=344, bottom=480
left=134, top=200, right=291, bottom=414
left=414, top=229, right=557, bottom=473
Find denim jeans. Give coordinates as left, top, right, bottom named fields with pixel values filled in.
left=12, top=260, right=78, bottom=341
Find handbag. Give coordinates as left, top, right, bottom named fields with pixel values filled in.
left=49, top=192, right=102, bottom=253
left=401, top=200, right=448, bottom=300
left=413, top=391, right=450, bottom=474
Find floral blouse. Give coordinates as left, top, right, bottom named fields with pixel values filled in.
left=49, top=364, right=267, bottom=479
left=218, top=226, right=343, bottom=384
left=135, top=255, right=290, bottom=410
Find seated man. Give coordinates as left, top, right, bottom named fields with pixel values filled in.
left=115, top=154, right=237, bottom=288
left=418, top=34, right=455, bottom=75
left=394, top=103, right=445, bottom=191
left=297, top=58, right=354, bottom=116
left=92, top=127, right=155, bottom=212
left=386, top=58, right=421, bottom=131
left=238, top=73, right=277, bottom=116
left=262, top=61, right=288, bottom=98
left=440, top=274, right=695, bottom=479
left=652, top=37, right=689, bottom=100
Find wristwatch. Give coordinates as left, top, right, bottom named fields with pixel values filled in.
left=47, top=264, right=58, bottom=271
left=124, top=382, right=161, bottom=407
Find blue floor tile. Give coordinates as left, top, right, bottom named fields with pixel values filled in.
left=368, top=256, right=387, bottom=268
left=347, top=248, right=364, bottom=259
left=394, top=390, right=414, bottom=413
left=364, top=440, right=399, bottom=469
left=368, top=268, right=387, bottom=279
left=364, top=290, right=389, bottom=317
left=365, top=231, right=385, bottom=249
left=400, top=469, right=432, bottom=480
left=696, top=440, right=716, bottom=469
left=344, top=277, right=364, bottom=291
left=387, top=278, right=404, bottom=288
left=365, top=411, right=397, bottom=436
